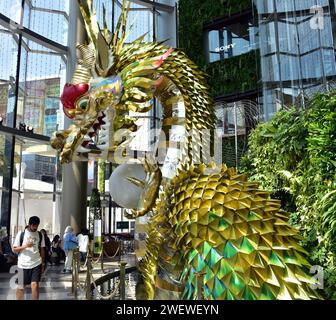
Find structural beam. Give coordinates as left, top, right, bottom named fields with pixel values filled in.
left=0, top=12, right=67, bottom=54
left=132, top=0, right=174, bottom=12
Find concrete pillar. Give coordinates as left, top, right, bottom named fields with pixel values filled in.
left=156, top=0, right=178, bottom=47
left=59, top=0, right=88, bottom=236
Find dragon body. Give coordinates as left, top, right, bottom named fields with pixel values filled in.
left=51, top=0, right=320, bottom=300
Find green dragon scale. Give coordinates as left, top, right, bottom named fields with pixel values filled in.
left=51, top=0, right=320, bottom=300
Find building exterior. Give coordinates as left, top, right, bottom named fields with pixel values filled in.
left=178, top=0, right=336, bottom=166
left=255, top=0, right=336, bottom=120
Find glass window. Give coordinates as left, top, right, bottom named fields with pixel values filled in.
left=215, top=100, right=259, bottom=167
left=0, top=28, right=19, bottom=127
left=31, top=0, right=70, bottom=13
left=10, top=138, right=59, bottom=238
left=92, top=0, right=154, bottom=42
left=0, top=133, right=15, bottom=231
left=215, top=102, right=247, bottom=138
left=256, top=0, right=336, bottom=120
left=25, top=9, right=69, bottom=46
left=206, top=18, right=258, bottom=63
left=16, top=37, right=66, bottom=136
left=0, top=0, right=23, bottom=23
left=0, top=134, right=12, bottom=189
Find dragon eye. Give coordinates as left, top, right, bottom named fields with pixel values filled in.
left=79, top=100, right=88, bottom=110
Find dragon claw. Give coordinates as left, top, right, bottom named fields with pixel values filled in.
left=122, top=154, right=162, bottom=218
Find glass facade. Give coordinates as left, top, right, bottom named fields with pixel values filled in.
left=10, top=139, right=60, bottom=239
left=254, top=0, right=336, bottom=120
left=0, top=0, right=68, bottom=240
left=215, top=99, right=260, bottom=167
left=204, top=0, right=336, bottom=162
left=0, top=26, right=19, bottom=128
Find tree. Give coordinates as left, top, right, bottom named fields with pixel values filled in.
left=88, top=188, right=101, bottom=240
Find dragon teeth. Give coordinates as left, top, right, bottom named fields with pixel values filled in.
left=88, top=128, right=95, bottom=134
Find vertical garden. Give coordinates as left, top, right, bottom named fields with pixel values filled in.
left=178, top=0, right=258, bottom=98
left=240, top=92, right=336, bottom=299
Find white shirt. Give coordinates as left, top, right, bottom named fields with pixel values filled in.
left=77, top=234, right=89, bottom=253
left=13, top=229, right=45, bottom=269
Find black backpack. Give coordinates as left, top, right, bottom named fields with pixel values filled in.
left=20, top=229, right=42, bottom=250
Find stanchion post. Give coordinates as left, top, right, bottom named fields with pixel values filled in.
left=73, top=250, right=79, bottom=299
left=86, top=251, right=93, bottom=300
left=119, top=239, right=122, bottom=262
left=71, top=254, right=75, bottom=295
left=76, top=249, right=81, bottom=273
left=101, top=241, right=104, bottom=272
left=119, top=261, right=127, bottom=300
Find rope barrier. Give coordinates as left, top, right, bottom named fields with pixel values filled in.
left=91, top=248, right=104, bottom=264
left=71, top=243, right=133, bottom=300
left=83, top=241, right=120, bottom=267
left=70, top=245, right=128, bottom=300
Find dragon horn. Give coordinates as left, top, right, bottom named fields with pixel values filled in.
left=126, top=177, right=146, bottom=189
left=102, top=3, right=109, bottom=43
left=113, top=0, right=127, bottom=49
left=78, top=0, right=99, bottom=48
left=116, top=0, right=132, bottom=54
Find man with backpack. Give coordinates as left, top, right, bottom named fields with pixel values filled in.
left=13, top=216, right=46, bottom=300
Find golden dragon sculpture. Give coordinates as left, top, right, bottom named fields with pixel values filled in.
left=51, top=0, right=321, bottom=300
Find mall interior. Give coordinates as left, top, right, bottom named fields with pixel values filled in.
left=0, top=0, right=335, bottom=300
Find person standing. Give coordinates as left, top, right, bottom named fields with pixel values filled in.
left=13, top=216, right=45, bottom=300
left=63, top=226, right=78, bottom=273
left=77, top=228, right=89, bottom=264
left=51, top=235, right=65, bottom=265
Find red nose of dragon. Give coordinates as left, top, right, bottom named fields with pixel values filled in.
left=61, top=83, right=89, bottom=118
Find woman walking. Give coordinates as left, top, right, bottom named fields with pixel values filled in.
left=62, top=226, right=78, bottom=273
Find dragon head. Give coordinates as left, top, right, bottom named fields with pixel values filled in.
left=51, top=0, right=172, bottom=164
left=51, top=74, right=127, bottom=163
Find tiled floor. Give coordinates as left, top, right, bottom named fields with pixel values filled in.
left=0, top=253, right=137, bottom=300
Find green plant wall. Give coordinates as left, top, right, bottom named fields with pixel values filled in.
left=178, top=0, right=258, bottom=97
left=205, top=51, right=259, bottom=97
left=240, top=91, right=336, bottom=299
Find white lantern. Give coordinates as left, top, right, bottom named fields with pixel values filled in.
left=109, top=163, right=146, bottom=209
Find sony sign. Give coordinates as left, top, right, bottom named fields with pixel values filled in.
left=215, top=43, right=236, bottom=52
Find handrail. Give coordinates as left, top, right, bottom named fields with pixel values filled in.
left=89, top=266, right=137, bottom=291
